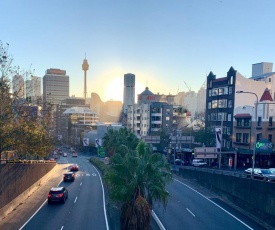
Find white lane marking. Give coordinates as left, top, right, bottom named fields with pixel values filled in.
left=92, top=173, right=96, bottom=176
left=92, top=165, right=109, bottom=230
left=60, top=226, right=64, bottom=230
left=186, top=208, right=195, bottom=217
left=173, top=179, right=254, bottom=230
left=75, top=174, right=80, bottom=177
left=86, top=173, right=90, bottom=176
left=82, top=174, right=83, bottom=176
left=74, top=197, right=78, bottom=203
left=152, top=210, right=166, bottom=230
left=80, top=182, right=82, bottom=186
left=19, top=178, right=64, bottom=230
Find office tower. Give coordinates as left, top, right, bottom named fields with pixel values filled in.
left=252, top=62, right=273, bottom=77
left=123, top=73, right=135, bottom=114
left=12, top=75, right=25, bottom=98
left=43, top=68, right=69, bottom=105
left=82, top=56, right=89, bottom=103
left=26, top=76, right=41, bottom=103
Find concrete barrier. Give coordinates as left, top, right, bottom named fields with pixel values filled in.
left=179, top=168, right=275, bottom=228
left=0, top=163, right=56, bottom=220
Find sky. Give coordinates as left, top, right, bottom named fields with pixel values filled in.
left=1, top=0, right=275, bottom=102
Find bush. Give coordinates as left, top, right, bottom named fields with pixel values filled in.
left=89, top=156, right=109, bottom=175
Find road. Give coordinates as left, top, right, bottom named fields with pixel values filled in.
left=153, top=175, right=266, bottom=230
left=19, top=150, right=109, bottom=230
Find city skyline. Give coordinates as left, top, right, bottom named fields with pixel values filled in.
left=1, top=0, right=275, bottom=102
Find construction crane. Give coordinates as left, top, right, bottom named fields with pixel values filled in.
left=184, top=81, right=191, bottom=92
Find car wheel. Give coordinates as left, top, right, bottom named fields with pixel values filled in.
left=62, top=197, right=66, bottom=203
left=48, top=200, right=51, bottom=205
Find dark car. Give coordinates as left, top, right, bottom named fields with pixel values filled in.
left=245, top=168, right=275, bottom=182
left=63, top=172, right=75, bottom=182
left=175, top=159, right=185, bottom=165
left=48, top=187, right=68, bottom=204
left=70, top=164, right=79, bottom=171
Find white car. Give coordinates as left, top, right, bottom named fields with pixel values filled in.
left=192, top=159, right=207, bottom=167
left=63, top=152, right=68, bottom=157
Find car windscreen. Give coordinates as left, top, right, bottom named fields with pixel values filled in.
left=50, top=190, right=62, bottom=194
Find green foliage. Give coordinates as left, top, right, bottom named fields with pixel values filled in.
left=89, top=156, right=108, bottom=175
left=0, top=41, right=54, bottom=160
left=103, top=127, right=139, bottom=157
left=105, top=140, right=172, bottom=230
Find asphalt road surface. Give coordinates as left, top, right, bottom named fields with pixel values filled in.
left=0, top=149, right=109, bottom=230
left=153, top=175, right=267, bottom=230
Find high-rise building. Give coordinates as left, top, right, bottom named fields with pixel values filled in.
left=252, top=62, right=273, bottom=78
left=26, top=76, right=41, bottom=104
left=43, top=68, right=69, bottom=105
left=12, top=75, right=25, bottom=98
left=123, top=73, right=135, bottom=114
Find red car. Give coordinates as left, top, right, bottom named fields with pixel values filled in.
left=70, top=164, right=79, bottom=171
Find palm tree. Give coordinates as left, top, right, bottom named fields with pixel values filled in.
left=105, top=141, right=172, bottom=230
left=103, top=127, right=139, bottom=157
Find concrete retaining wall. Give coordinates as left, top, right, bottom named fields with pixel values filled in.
left=0, top=163, right=56, bottom=218
left=179, top=168, right=275, bottom=228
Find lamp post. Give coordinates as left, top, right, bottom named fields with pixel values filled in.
left=236, top=91, right=258, bottom=178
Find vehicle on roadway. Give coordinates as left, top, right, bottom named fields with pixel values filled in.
left=63, top=172, right=75, bottom=182
left=72, top=151, right=78, bottom=157
left=192, top=159, right=207, bottom=167
left=175, top=159, right=185, bottom=165
left=70, top=164, right=79, bottom=171
left=63, top=152, right=68, bottom=157
left=48, top=187, right=68, bottom=204
left=245, top=168, right=275, bottom=181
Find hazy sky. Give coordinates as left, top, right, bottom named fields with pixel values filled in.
left=1, top=0, right=275, bottom=102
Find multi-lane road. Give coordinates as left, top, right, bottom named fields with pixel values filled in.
left=0, top=149, right=270, bottom=230
left=0, top=150, right=109, bottom=230
left=153, top=175, right=267, bottom=230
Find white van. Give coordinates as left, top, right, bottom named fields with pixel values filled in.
left=192, top=159, right=207, bottom=167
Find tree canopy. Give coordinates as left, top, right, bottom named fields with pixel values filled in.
left=104, top=128, right=172, bottom=230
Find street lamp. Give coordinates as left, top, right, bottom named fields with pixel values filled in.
left=236, top=90, right=258, bottom=178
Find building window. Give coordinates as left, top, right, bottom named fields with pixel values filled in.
left=228, top=100, right=232, bottom=108
left=212, top=100, right=217, bottom=109
left=243, top=133, right=249, bottom=143
left=166, top=117, right=170, bottom=121
left=212, top=88, right=218, bottom=96
left=226, top=127, right=231, bottom=135
left=211, top=113, right=217, bottom=121
left=208, top=114, right=211, bottom=121
left=218, top=99, right=227, bottom=108
left=269, top=117, right=273, bottom=127
left=256, top=133, right=262, bottom=142
left=236, top=133, right=241, bottom=142
left=218, top=112, right=226, bottom=121
left=208, top=102, right=211, bottom=109
left=228, top=114, right=232, bottom=121
left=269, top=78, right=271, bottom=83
left=209, top=90, right=212, bottom=97
left=236, top=119, right=242, bottom=126
left=257, top=117, right=262, bottom=126
left=244, top=118, right=250, bottom=127
left=229, top=87, right=232, bottom=94
left=268, top=134, right=272, bottom=142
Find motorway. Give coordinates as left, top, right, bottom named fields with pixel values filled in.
left=153, top=174, right=267, bottom=230
left=0, top=150, right=271, bottom=230
left=0, top=148, right=109, bottom=230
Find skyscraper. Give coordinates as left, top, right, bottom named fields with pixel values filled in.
left=12, top=75, right=25, bottom=98
left=26, top=76, right=41, bottom=103
left=123, top=73, right=135, bottom=114
left=43, top=68, right=69, bottom=105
